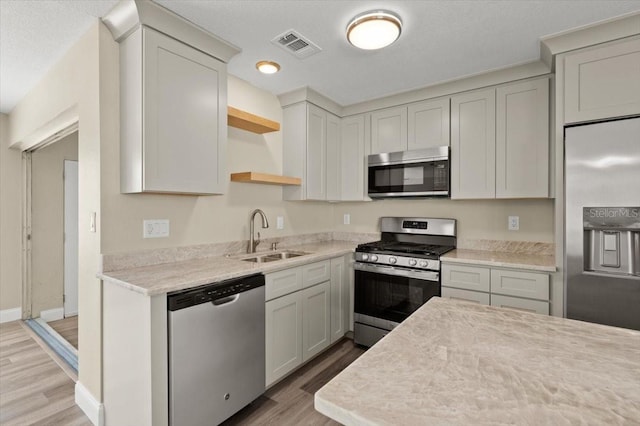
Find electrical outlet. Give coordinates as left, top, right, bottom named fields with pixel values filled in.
left=344, top=214, right=351, bottom=225
left=143, top=219, right=170, bottom=238
left=276, top=216, right=284, bottom=230
left=508, top=216, right=519, bottom=231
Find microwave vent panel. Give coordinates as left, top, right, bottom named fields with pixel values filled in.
left=271, top=29, right=321, bottom=59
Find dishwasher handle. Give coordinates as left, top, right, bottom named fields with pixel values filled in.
left=167, top=273, right=264, bottom=311
left=212, top=294, right=239, bottom=306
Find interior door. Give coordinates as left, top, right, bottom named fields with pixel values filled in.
left=63, top=160, right=78, bottom=317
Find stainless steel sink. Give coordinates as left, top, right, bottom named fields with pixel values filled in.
left=241, top=250, right=308, bottom=263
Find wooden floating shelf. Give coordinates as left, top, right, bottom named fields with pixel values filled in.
left=230, top=172, right=301, bottom=186
left=227, top=106, right=280, bottom=134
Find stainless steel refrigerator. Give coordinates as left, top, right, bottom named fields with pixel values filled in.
left=565, top=117, right=640, bottom=330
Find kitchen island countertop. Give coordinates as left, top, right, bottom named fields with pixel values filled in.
left=99, top=240, right=358, bottom=296
left=315, top=297, right=640, bottom=425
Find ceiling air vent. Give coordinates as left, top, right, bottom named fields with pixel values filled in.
left=271, top=29, right=321, bottom=59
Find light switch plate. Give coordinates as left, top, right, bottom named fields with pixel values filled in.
left=344, top=214, right=351, bottom=225
left=143, top=219, right=170, bottom=238
left=276, top=216, right=284, bottom=230
left=508, top=216, right=519, bottom=231
left=89, top=212, right=96, bottom=233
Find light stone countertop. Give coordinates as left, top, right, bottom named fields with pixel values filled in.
left=99, top=240, right=358, bottom=296
left=441, top=248, right=556, bottom=272
left=315, top=297, right=640, bottom=425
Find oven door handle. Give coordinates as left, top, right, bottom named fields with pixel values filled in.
left=354, top=262, right=439, bottom=281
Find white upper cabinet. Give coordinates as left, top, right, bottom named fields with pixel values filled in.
left=370, top=99, right=450, bottom=155
left=451, top=77, right=550, bottom=200
left=496, top=78, right=549, bottom=198
left=283, top=102, right=336, bottom=201
left=120, top=27, right=227, bottom=194
left=339, top=115, right=367, bottom=201
left=451, top=89, right=496, bottom=199
left=370, top=106, right=407, bottom=154
left=283, top=102, right=361, bottom=202
left=325, top=113, right=341, bottom=201
left=407, top=98, right=450, bottom=150
left=306, top=104, right=327, bottom=200
left=564, top=37, right=640, bottom=124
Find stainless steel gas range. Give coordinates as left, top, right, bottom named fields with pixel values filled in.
left=354, top=217, right=456, bottom=347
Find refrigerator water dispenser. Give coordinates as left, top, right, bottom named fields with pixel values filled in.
left=583, top=207, right=640, bottom=277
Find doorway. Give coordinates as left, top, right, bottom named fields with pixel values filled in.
left=64, top=159, right=79, bottom=317
left=23, top=129, right=79, bottom=371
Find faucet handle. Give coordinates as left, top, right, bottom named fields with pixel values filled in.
left=271, top=242, right=278, bottom=251
left=256, top=232, right=261, bottom=246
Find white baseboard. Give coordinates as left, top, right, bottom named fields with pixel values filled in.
left=40, top=307, right=64, bottom=322
left=75, top=382, right=104, bottom=426
left=0, top=307, right=22, bottom=323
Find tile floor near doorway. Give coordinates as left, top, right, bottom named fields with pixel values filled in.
left=0, top=320, right=364, bottom=426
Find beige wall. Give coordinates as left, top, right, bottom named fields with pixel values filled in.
left=333, top=199, right=554, bottom=243
left=30, top=132, right=78, bottom=317
left=0, top=113, right=22, bottom=311
left=100, top=75, right=334, bottom=254
left=8, top=22, right=103, bottom=401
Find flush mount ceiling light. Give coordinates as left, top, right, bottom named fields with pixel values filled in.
left=256, top=60, right=281, bottom=74
left=346, top=10, right=402, bottom=50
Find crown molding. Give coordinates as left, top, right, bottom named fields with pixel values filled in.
left=102, top=0, right=240, bottom=63
left=540, top=11, right=640, bottom=70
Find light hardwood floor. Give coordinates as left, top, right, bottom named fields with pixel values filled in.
left=0, top=321, right=90, bottom=425
left=0, top=320, right=364, bottom=426
left=47, top=316, right=78, bottom=350
left=223, top=338, right=366, bottom=425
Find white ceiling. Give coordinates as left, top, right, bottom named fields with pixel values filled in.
left=1, top=1, right=639, bottom=114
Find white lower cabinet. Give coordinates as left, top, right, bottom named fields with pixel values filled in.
left=330, top=256, right=347, bottom=343
left=302, top=281, right=331, bottom=362
left=265, top=291, right=303, bottom=386
left=441, top=287, right=490, bottom=305
left=490, top=294, right=549, bottom=315
left=265, top=255, right=349, bottom=387
left=441, top=262, right=550, bottom=314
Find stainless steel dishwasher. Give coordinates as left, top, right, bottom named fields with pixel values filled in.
left=168, top=273, right=265, bottom=426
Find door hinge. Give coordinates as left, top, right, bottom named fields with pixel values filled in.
left=63, top=294, right=65, bottom=303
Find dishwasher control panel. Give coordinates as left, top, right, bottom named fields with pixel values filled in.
left=168, top=274, right=265, bottom=311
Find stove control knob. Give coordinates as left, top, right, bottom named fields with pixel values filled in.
left=389, top=257, right=397, bottom=264
left=419, top=260, right=429, bottom=268
left=361, top=254, right=369, bottom=261
left=408, top=259, right=417, bottom=267
left=370, top=255, right=379, bottom=262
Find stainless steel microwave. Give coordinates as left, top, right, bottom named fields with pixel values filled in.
left=367, top=146, right=450, bottom=198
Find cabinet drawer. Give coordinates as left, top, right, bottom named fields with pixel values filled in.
left=441, top=287, right=490, bottom=305
left=441, top=264, right=490, bottom=292
left=266, top=267, right=302, bottom=301
left=302, top=260, right=331, bottom=288
left=490, top=269, right=549, bottom=301
left=491, top=294, right=549, bottom=315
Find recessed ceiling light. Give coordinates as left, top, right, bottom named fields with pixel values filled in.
left=346, top=10, right=402, bottom=50
left=256, top=61, right=281, bottom=74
